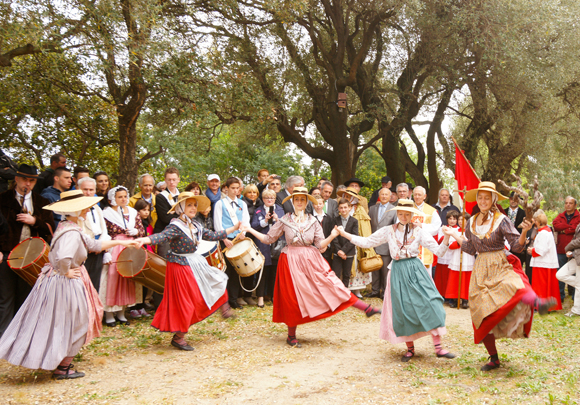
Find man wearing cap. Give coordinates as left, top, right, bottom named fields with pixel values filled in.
left=412, top=186, right=441, bottom=276
left=369, top=176, right=392, bottom=208
left=433, top=188, right=460, bottom=226
left=41, top=166, right=73, bottom=229
left=368, top=188, right=397, bottom=298
left=343, top=177, right=369, bottom=213
left=154, top=167, right=181, bottom=257
left=33, top=153, right=67, bottom=194
left=204, top=174, right=222, bottom=213
left=0, top=164, right=54, bottom=337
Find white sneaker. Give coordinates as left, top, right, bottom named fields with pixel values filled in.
left=138, top=308, right=151, bottom=317
left=129, top=309, right=142, bottom=318
left=565, top=312, right=579, bottom=317
left=245, top=297, right=257, bottom=306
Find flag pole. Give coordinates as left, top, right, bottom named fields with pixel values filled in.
left=457, top=186, right=467, bottom=310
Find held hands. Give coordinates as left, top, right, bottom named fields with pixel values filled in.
left=16, top=213, right=36, bottom=225
left=127, top=239, right=143, bottom=249
left=239, top=223, right=251, bottom=233
left=336, top=225, right=346, bottom=236
left=65, top=267, right=82, bottom=279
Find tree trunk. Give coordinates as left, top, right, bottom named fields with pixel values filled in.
left=117, top=111, right=140, bottom=194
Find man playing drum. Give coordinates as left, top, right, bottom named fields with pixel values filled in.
left=0, top=164, right=54, bottom=338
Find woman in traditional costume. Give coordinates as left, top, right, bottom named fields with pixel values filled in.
left=101, top=186, right=146, bottom=326
left=241, top=187, right=381, bottom=348
left=134, top=192, right=239, bottom=351
left=447, top=182, right=556, bottom=371
left=338, top=199, right=456, bottom=362
left=0, top=190, right=137, bottom=379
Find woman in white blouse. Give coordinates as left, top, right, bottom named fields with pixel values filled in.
left=338, top=199, right=456, bottom=362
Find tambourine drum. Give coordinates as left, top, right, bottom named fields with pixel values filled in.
left=7, top=237, right=50, bottom=286
left=224, top=238, right=264, bottom=277
left=116, top=246, right=166, bottom=294
left=197, top=241, right=226, bottom=272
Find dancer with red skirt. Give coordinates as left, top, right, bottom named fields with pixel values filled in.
left=135, top=192, right=239, bottom=351
left=448, top=182, right=557, bottom=371
left=241, top=187, right=381, bottom=348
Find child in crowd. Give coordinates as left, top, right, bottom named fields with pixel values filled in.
left=435, top=211, right=460, bottom=302
left=528, top=210, right=562, bottom=311
left=446, top=212, right=473, bottom=309
left=133, top=199, right=154, bottom=315
left=331, top=198, right=359, bottom=287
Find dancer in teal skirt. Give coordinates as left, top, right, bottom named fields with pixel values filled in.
left=338, top=199, right=457, bottom=362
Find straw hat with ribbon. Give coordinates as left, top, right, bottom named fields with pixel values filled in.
left=168, top=192, right=211, bottom=214
left=464, top=181, right=508, bottom=202
left=43, top=190, right=102, bottom=214
left=337, top=186, right=361, bottom=200
left=281, top=186, right=318, bottom=205
left=386, top=199, right=427, bottom=217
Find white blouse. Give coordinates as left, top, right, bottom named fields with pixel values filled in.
left=351, top=224, right=449, bottom=261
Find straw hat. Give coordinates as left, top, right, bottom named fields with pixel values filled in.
left=168, top=192, right=211, bottom=214
left=337, top=187, right=361, bottom=200
left=386, top=199, right=427, bottom=217
left=464, top=181, right=508, bottom=202
left=281, top=186, right=318, bottom=205
left=43, top=190, right=102, bottom=212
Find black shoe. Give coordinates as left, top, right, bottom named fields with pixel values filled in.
left=461, top=300, right=469, bottom=309
left=286, top=336, right=302, bottom=348
left=401, top=349, right=415, bottom=362
left=436, top=351, right=456, bottom=359
left=115, top=317, right=130, bottom=326
left=480, top=359, right=500, bottom=371
left=229, top=301, right=242, bottom=309
left=171, top=339, right=194, bottom=351
left=53, top=365, right=85, bottom=380
left=367, top=292, right=381, bottom=298
left=537, top=297, right=557, bottom=315
left=365, top=304, right=382, bottom=318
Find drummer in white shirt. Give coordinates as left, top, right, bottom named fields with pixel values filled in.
left=213, top=177, right=251, bottom=309
left=78, top=176, right=112, bottom=292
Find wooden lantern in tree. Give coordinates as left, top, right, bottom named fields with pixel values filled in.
left=498, top=174, right=543, bottom=222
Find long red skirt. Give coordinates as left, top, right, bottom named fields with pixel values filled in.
left=273, top=253, right=358, bottom=326
left=152, top=262, right=228, bottom=333
left=473, top=254, right=534, bottom=343
left=434, top=264, right=450, bottom=297
left=445, top=271, right=472, bottom=300
left=531, top=267, right=562, bottom=311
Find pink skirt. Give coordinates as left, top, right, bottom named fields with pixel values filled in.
left=106, top=234, right=136, bottom=306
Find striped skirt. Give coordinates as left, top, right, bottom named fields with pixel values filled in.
left=0, top=265, right=102, bottom=370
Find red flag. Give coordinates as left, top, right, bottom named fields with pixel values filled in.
left=455, top=144, right=480, bottom=214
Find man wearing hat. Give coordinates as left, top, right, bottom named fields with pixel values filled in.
left=368, top=176, right=392, bottom=208
left=343, top=177, right=369, bottom=213
left=0, top=164, right=55, bottom=337
left=277, top=176, right=313, bottom=214
left=204, top=173, right=222, bottom=215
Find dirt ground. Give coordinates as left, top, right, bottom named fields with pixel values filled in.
left=1, top=299, right=578, bottom=405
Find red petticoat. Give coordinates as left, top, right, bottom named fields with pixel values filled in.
left=531, top=267, right=562, bottom=311
left=273, top=253, right=358, bottom=326
left=445, top=271, right=472, bottom=300
left=472, top=254, right=534, bottom=343
left=434, top=264, right=450, bottom=297
left=151, top=262, right=228, bottom=333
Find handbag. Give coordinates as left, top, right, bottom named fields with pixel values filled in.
left=270, top=237, right=287, bottom=260
left=359, top=254, right=383, bottom=273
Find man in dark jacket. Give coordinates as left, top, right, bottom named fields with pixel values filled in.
left=432, top=188, right=460, bottom=226
left=0, top=164, right=54, bottom=337
left=552, top=196, right=580, bottom=301
left=331, top=198, right=359, bottom=287
left=40, top=167, right=72, bottom=228
left=33, top=153, right=67, bottom=194
left=368, top=176, right=392, bottom=208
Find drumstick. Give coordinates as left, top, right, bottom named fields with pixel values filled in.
left=110, top=260, right=133, bottom=264
left=8, top=257, right=24, bottom=260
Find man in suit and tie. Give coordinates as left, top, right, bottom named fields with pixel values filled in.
left=276, top=175, right=313, bottom=214
left=320, top=181, right=338, bottom=219
left=331, top=198, right=359, bottom=287
left=368, top=188, right=397, bottom=298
